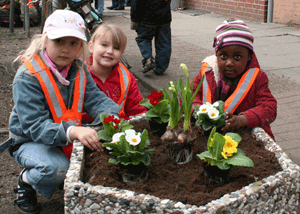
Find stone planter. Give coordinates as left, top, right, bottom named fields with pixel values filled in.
left=64, top=114, right=300, bottom=213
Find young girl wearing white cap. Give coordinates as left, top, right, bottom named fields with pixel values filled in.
left=192, top=18, right=277, bottom=140
left=4, top=10, right=120, bottom=213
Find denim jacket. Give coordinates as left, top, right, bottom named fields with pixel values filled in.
left=8, top=51, right=120, bottom=148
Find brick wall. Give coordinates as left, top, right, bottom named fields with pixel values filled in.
left=182, top=0, right=268, bottom=22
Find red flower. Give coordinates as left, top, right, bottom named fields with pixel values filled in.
left=114, top=125, right=118, bottom=129
left=103, top=115, right=115, bottom=123
left=117, top=112, right=130, bottom=120
left=148, top=91, right=163, bottom=105
left=113, top=118, right=121, bottom=124
left=150, top=98, right=160, bottom=105
left=148, top=91, right=163, bottom=100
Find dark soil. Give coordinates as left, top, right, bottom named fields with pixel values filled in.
left=83, top=121, right=282, bottom=207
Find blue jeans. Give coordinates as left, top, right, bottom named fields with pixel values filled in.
left=12, top=142, right=70, bottom=199
left=125, top=0, right=131, bottom=6
left=97, top=0, right=104, bottom=17
left=135, top=23, right=172, bottom=73
left=111, top=0, right=125, bottom=7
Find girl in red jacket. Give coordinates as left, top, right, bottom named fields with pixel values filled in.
left=192, top=18, right=277, bottom=140
left=82, top=24, right=147, bottom=123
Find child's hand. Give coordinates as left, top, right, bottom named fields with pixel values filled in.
left=221, top=112, right=248, bottom=132
left=69, top=127, right=103, bottom=152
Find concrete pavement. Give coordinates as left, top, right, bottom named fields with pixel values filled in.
left=102, top=0, right=300, bottom=165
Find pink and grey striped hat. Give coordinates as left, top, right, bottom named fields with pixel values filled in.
left=213, top=18, right=254, bottom=53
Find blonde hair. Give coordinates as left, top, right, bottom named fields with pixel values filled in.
left=89, top=24, right=127, bottom=51
left=14, top=33, right=89, bottom=67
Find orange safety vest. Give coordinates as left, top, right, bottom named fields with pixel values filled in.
left=25, top=54, right=86, bottom=159
left=201, top=64, right=260, bottom=114
left=115, top=63, right=131, bottom=115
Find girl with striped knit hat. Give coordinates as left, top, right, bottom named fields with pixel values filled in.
left=192, top=18, right=277, bottom=140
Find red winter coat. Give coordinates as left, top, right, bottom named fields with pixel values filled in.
left=82, top=62, right=147, bottom=123
left=192, top=54, right=277, bottom=140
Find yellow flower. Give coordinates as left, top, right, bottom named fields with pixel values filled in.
left=221, top=135, right=238, bottom=159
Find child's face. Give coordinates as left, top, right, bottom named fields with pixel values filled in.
left=45, top=36, right=83, bottom=71
left=88, top=33, right=124, bottom=69
left=216, top=45, right=252, bottom=79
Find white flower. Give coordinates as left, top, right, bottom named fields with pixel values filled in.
left=205, top=102, right=212, bottom=106
left=197, top=104, right=211, bottom=115
left=125, top=129, right=141, bottom=146
left=106, top=132, right=125, bottom=150
left=207, top=107, right=219, bottom=119
left=111, top=132, right=125, bottom=143
left=212, top=101, right=219, bottom=108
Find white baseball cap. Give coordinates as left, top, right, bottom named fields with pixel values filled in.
left=43, top=10, right=87, bottom=41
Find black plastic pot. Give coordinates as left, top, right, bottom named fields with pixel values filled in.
left=149, top=120, right=168, bottom=137
left=202, top=162, right=231, bottom=185
left=117, top=163, right=149, bottom=184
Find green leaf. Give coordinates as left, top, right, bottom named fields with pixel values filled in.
left=108, top=158, right=120, bottom=164
left=223, top=151, right=254, bottom=167
left=161, top=115, right=170, bottom=123
left=215, top=101, right=225, bottom=113
left=197, top=151, right=212, bottom=160
left=207, top=126, right=217, bottom=154
left=119, top=136, right=129, bottom=153
left=214, top=113, right=226, bottom=128
left=120, top=123, right=134, bottom=132
left=119, top=156, right=130, bottom=164
left=100, top=113, right=109, bottom=122
left=137, top=129, right=149, bottom=150
left=216, top=161, right=231, bottom=170
left=145, top=109, right=160, bottom=118
left=110, top=151, right=121, bottom=156
left=197, top=112, right=209, bottom=121
left=197, top=152, right=216, bottom=165
left=139, top=99, right=152, bottom=109
left=202, top=121, right=214, bottom=131
left=212, top=133, right=225, bottom=160
left=143, top=154, right=151, bottom=166
left=225, top=132, right=242, bottom=144
left=97, top=130, right=112, bottom=142
left=193, top=105, right=200, bottom=112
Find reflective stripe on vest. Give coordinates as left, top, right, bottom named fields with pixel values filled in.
left=25, top=54, right=87, bottom=159
left=201, top=62, right=213, bottom=104
left=202, top=67, right=260, bottom=114
left=117, top=63, right=131, bottom=115
left=224, top=67, right=259, bottom=113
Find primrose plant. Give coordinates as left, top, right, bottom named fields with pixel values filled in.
left=140, top=90, right=170, bottom=124
left=197, top=127, right=254, bottom=170
left=194, top=100, right=226, bottom=131
left=98, top=113, right=154, bottom=166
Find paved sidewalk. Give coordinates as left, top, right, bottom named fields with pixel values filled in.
left=102, top=0, right=300, bottom=165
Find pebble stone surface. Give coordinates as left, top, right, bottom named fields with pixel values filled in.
left=64, top=114, right=300, bottom=213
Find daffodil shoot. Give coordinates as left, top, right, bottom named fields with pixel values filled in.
left=161, top=63, right=204, bottom=131
left=197, top=127, right=254, bottom=170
